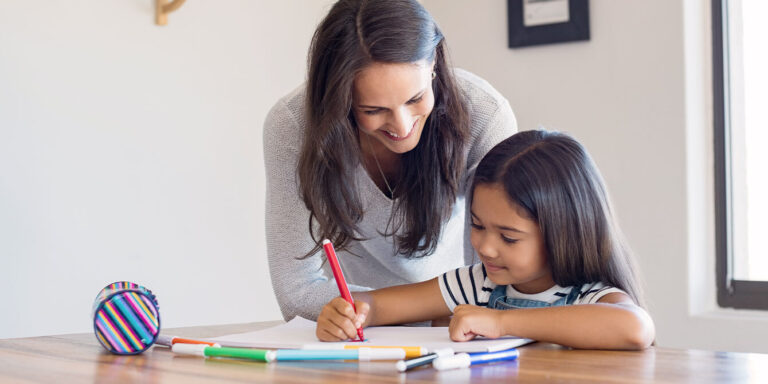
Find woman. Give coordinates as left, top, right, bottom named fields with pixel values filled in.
left=263, top=0, right=517, bottom=320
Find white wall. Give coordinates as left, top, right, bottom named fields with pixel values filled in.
left=421, top=0, right=768, bottom=353
left=0, top=0, right=334, bottom=338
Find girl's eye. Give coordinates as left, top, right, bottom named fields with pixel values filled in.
left=470, top=222, right=484, bottom=230
left=405, top=96, right=423, bottom=105
left=501, top=235, right=518, bottom=244
left=362, top=109, right=382, bottom=115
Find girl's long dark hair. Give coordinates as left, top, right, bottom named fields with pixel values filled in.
left=298, top=0, right=469, bottom=258
left=473, top=130, right=645, bottom=306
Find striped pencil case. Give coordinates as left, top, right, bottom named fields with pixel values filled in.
left=92, top=281, right=161, bottom=355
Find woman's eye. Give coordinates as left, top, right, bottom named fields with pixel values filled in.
left=406, top=96, right=423, bottom=105
left=501, top=235, right=518, bottom=244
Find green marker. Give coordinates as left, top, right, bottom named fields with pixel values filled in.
left=172, top=343, right=268, bottom=362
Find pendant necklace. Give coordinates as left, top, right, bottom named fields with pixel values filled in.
left=366, top=135, right=396, bottom=200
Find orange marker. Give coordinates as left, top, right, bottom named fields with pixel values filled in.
left=155, top=335, right=220, bottom=348
left=303, top=344, right=427, bottom=359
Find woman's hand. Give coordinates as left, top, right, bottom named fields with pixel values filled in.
left=448, top=305, right=506, bottom=342
left=316, top=297, right=371, bottom=341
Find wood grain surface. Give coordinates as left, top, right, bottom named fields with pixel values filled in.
left=2, top=321, right=766, bottom=383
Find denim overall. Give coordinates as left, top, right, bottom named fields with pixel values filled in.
left=487, top=284, right=582, bottom=309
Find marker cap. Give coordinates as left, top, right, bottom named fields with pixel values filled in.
left=433, top=353, right=472, bottom=370
left=155, top=335, right=174, bottom=347
left=172, top=343, right=208, bottom=357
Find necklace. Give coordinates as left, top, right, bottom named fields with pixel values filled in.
left=365, top=135, right=396, bottom=199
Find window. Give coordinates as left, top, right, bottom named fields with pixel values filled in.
left=714, top=0, right=768, bottom=309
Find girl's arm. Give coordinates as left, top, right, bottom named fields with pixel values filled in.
left=316, top=277, right=452, bottom=341
left=449, top=292, right=655, bottom=350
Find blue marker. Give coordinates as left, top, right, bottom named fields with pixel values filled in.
left=433, top=348, right=518, bottom=370
left=265, top=348, right=405, bottom=361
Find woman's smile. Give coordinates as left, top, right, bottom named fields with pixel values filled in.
left=382, top=118, right=419, bottom=141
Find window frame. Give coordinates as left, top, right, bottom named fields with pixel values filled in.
left=713, top=0, right=768, bottom=310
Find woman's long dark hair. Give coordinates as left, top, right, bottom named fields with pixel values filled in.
left=298, top=0, right=469, bottom=258
left=473, top=130, right=645, bottom=306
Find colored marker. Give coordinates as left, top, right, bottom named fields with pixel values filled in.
left=266, top=348, right=405, bottom=361
left=395, top=348, right=454, bottom=372
left=156, top=335, right=220, bottom=347
left=433, top=348, right=519, bottom=370
left=303, top=344, right=428, bottom=359
left=172, top=344, right=268, bottom=362
left=322, top=239, right=365, bottom=342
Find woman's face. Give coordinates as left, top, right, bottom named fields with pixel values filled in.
left=352, top=60, right=435, bottom=155
left=470, top=183, right=555, bottom=294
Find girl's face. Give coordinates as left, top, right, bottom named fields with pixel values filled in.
left=470, top=183, right=555, bottom=294
left=352, top=60, right=435, bottom=155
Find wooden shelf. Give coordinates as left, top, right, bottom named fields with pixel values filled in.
left=155, top=0, right=187, bottom=26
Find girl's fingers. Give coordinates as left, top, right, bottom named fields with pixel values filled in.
left=323, top=298, right=359, bottom=339
left=318, top=326, right=346, bottom=342
left=448, top=314, right=476, bottom=342
left=316, top=297, right=369, bottom=341
left=316, top=315, right=341, bottom=341
left=449, top=326, right=474, bottom=342
left=331, top=297, right=358, bottom=317
left=326, top=310, right=360, bottom=339
left=317, top=311, right=354, bottom=341
left=354, top=300, right=370, bottom=327
left=317, top=298, right=358, bottom=341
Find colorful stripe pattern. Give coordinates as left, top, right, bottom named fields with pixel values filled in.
left=92, top=281, right=161, bottom=355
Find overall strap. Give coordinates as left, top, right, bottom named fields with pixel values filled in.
left=487, top=285, right=508, bottom=309
left=564, top=285, right=583, bottom=305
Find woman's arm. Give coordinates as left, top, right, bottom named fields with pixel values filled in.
left=264, top=95, right=373, bottom=321
left=449, top=292, right=655, bottom=350
left=460, top=69, right=518, bottom=174
left=316, top=278, right=452, bottom=341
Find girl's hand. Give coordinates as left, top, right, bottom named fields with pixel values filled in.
left=316, top=297, right=371, bottom=341
left=449, top=305, right=506, bottom=342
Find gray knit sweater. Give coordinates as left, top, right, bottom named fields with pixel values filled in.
left=263, top=69, right=517, bottom=321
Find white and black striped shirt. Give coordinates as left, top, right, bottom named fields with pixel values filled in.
left=438, top=263, right=626, bottom=311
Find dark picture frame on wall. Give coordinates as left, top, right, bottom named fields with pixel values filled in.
left=508, top=0, right=590, bottom=48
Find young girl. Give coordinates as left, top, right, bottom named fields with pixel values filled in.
left=315, top=130, right=655, bottom=350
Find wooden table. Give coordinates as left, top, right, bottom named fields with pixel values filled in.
left=1, top=321, right=766, bottom=383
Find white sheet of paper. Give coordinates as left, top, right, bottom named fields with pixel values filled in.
left=207, top=317, right=533, bottom=353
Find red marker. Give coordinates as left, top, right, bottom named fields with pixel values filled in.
left=322, top=239, right=365, bottom=342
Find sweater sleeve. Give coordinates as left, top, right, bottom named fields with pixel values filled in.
left=262, top=97, right=371, bottom=321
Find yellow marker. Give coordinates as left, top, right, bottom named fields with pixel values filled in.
left=303, top=344, right=427, bottom=359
